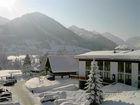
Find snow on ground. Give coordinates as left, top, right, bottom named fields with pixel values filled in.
left=102, top=83, right=139, bottom=105
left=0, top=70, right=22, bottom=78
left=0, top=102, right=20, bottom=105
left=25, top=76, right=78, bottom=93
left=25, top=76, right=59, bottom=89
left=25, top=77, right=140, bottom=105
left=102, top=83, right=137, bottom=93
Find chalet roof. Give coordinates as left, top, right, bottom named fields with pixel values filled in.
left=48, top=55, right=78, bottom=73
left=75, top=50, right=140, bottom=61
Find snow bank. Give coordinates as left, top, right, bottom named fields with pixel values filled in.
left=102, top=83, right=137, bottom=93
left=54, top=98, right=74, bottom=105
left=66, top=90, right=86, bottom=104
left=52, top=84, right=78, bottom=91
left=39, top=91, right=66, bottom=99
left=103, top=90, right=140, bottom=105
left=0, top=70, right=22, bottom=78
left=25, top=77, right=59, bottom=88
left=25, top=77, right=78, bottom=93
left=102, top=100, right=134, bottom=105
left=60, top=101, right=79, bottom=105
left=0, top=102, right=20, bottom=105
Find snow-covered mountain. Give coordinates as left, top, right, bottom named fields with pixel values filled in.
left=102, top=32, right=125, bottom=45
left=0, top=16, right=9, bottom=25
left=126, top=36, right=140, bottom=49
left=0, top=12, right=116, bottom=54
left=69, top=25, right=99, bottom=39
left=69, top=25, right=117, bottom=50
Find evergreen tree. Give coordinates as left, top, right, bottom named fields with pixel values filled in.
left=85, top=59, right=103, bottom=105
left=13, top=58, right=21, bottom=69
left=40, top=53, right=48, bottom=75
left=23, top=54, right=31, bottom=74
left=23, top=54, right=31, bottom=66
left=0, top=53, right=8, bottom=69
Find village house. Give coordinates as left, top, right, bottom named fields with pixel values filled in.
left=75, top=49, right=140, bottom=88
left=45, top=55, right=79, bottom=78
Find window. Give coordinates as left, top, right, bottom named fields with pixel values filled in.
left=138, top=76, right=140, bottom=88
left=85, top=61, right=91, bottom=79
left=138, top=63, right=140, bottom=75
left=98, top=61, right=103, bottom=70
left=99, top=72, right=103, bottom=78
left=104, top=72, right=110, bottom=79
left=118, top=62, right=124, bottom=72
left=118, top=74, right=124, bottom=83
left=125, top=74, right=131, bottom=85
left=86, top=61, right=91, bottom=70
left=104, top=61, right=110, bottom=71
left=125, top=62, right=132, bottom=73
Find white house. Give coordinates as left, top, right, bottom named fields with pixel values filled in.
left=75, top=50, right=140, bottom=88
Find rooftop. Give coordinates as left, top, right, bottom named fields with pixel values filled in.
left=75, top=50, right=140, bottom=61
left=48, top=55, right=79, bottom=73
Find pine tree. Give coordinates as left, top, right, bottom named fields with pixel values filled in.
left=13, top=58, right=21, bottom=69
left=85, top=59, right=103, bottom=105
left=23, top=54, right=31, bottom=74
left=23, top=54, right=31, bottom=66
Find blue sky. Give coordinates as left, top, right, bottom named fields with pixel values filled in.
left=0, top=0, right=139, bottom=39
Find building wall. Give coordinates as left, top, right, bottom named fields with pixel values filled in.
left=110, top=62, right=118, bottom=82
left=79, top=61, right=86, bottom=77
left=132, top=63, right=138, bottom=87
left=78, top=59, right=139, bottom=88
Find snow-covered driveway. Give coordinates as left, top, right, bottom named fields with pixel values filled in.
left=10, top=80, right=40, bottom=105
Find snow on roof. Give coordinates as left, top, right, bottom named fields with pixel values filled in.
left=75, top=50, right=140, bottom=61
left=115, top=44, right=130, bottom=50
left=48, top=55, right=79, bottom=73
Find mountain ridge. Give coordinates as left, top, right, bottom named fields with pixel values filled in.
left=69, top=25, right=117, bottom=50
left=0, top=16, right=9, bottom=25
left=102, top=32, right=125, bottom=45
left=0, top=12, right=117, bottom=54
left=126, top=36, right=140, bottom=49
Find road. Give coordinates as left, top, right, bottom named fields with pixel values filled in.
left=9, top=80, right=41, bottom=105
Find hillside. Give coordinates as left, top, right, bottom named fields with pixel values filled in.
left=0, top=12, right=116, bottom=54
left=69, top=25, right=117, bottom=50
left=126, top=36, right=140, bottom=49
left=102, top=32, right=125, bottom=45
left=0, top=16, right=9, bottom=25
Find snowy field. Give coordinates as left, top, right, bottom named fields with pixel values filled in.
left=25, top=77, right=140, bottom=105
left=0, top=70, right=22, bottom=78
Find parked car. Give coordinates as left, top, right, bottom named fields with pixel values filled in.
left=0, top=91, right=12, bottom=98
left=46, top=74, right=55, bottom=81
left=40, top=95, right=55, bottom=103
left=0, top=97, right=10, bottom=102
left=2, top=76, right=17, bottom=86
left=6, top=76, right=17, bottom=83
left=3, top=79, right=16, bottom=86
left=0, top=88, right=5, bottom=93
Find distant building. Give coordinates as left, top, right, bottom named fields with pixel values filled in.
left=75, top=50, right=140, bottom=88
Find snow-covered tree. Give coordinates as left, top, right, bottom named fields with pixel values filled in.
left=39, top=53, right=48, bottom=75
left=13, top=58, right=22, bottom=69
left=85, top=59, right=103, bottom=105
left=0, top=53, right=8, bottom=69
left=23, top=54, right=31, bottom=66
left=23, top=54, right=31, bottom=74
